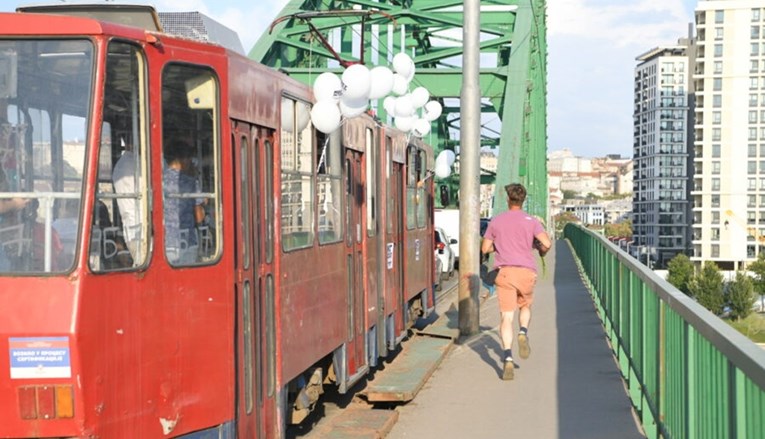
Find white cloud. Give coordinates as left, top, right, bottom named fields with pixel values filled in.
left=548, top=0, right=690, bottom=47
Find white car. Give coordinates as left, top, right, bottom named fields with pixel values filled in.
left=435, top=227, right=456, bottom=280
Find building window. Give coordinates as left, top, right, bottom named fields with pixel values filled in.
left=751, top=128, right=759, bottom=141
left=715, top=10, right=724, bottom=24
left=753, top=61, right=760, bottom=73
left=713, top=144, right=721, bottom=157
left=712, top=228, right=720, bottom=241
left=753, top=9, right=761, bottom=22
left=712, top=178, right=721, bottom=191
left=713, top=111, right=722, bottom=124
left=712, top=162, right=721, bottom=174
left=712, top=195, right=720, bottom=207
left=714, top=78, right=723, bottom=91
left=713, top=94, right=722, bottom=107
left=754, top=26, right=761, bottom=39
left=712, top=128, right=721, bottom=141
left=750, top=144, right=758, bottom=157
left=750, top=178, right=757, bottom=189
left=714, top=44, right=723, bottom=57
left=712, top=244, right=720, bottom=258
left=751, top=111, right=758, bottom=123
left=750, top=161, right=757, bottom=174
left=750, top=195, right=757, bottom=208
left=753, top=78, right=760, bottom=90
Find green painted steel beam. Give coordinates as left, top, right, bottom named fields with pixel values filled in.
left=250, top=0, right=547, bottom=217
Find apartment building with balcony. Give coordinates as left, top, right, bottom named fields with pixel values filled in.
left=633, top=42, right=692, bottom=269
left=692, top=1, right=765, bottom=270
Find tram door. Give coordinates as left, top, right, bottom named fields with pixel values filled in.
left=345, top=149, right=367, bottom=381
left=391, top=163, right=406, bottom=342
left=232, top=123, right=277, bottom=438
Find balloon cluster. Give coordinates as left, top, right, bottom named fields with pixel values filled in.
left=310, top=53, right=444, bottom=135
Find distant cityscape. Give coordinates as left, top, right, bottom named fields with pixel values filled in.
left=551, top=0, right=764, bottom=271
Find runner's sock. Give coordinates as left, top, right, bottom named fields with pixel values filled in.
left=504, top=349, right=513, bottom=362
left=519, top=327, right=528, bottom=336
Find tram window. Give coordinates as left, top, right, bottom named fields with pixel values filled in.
left=265, top=140, right=274, bottom=263
left=280, top=97, right=314, bottom=251
left=385, top=137, right=393, bottom=235
left=161, top=64, right=221, bottom=267
left=0, top=39, right=93, bottom=274
left=90, top=42, right=149, bottom=271
left=317, top=129, right=343, bottom=244
left=405, top=146, right=417, bottom=230
left=366, top=128, right=377, bottom=237
left=417, top=150, right=428, bottom=229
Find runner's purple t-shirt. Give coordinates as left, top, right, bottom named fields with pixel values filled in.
left=484, top=209, right=545, bottom=273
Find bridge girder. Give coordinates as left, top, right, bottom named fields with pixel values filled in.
left=249, top=0, right=547, bottom=219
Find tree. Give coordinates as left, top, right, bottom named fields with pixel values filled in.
left=553, top=211, right=579, bottom=235
left=605, top=220, right=632, bottom=239
left=666, top=253, right=694, bottom=296
left=728, top=272, right=756, bottom=321
left=562, top=190, right=577, bottom=200
left=688, top=262, right=725, bottom=315
left=747, top=252, right=765, bottom=311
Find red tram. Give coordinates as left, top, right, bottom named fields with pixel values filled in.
left=0, top=5, right=437, bottom=438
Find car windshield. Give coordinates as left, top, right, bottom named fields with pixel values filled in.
left=0, top=39, right=94, bottom=274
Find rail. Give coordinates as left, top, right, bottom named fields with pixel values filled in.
left=564, top=224, right=765, bottom=439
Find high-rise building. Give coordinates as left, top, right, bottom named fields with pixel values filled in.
left=633, top=42, right=692, bottom=268
left=692, top=1, right=765, bottom=270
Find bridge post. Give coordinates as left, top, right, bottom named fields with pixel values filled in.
left=458, top=0, right=481, bottom=336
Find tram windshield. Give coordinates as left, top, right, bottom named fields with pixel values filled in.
left=0, top=39, right=94, bottom=274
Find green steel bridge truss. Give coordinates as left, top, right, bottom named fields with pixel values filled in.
left=249, top=0, right=547, bottom=219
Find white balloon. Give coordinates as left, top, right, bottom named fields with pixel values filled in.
left=412, top=118, right=431, bottom=137
left=391, top=73, right=409, bottom=96
left=394, top=116, right=415, bottom=132
left=394, top=94, right=415, bottom=118
left=411, top=87, right=429, bottom=109
left=406, top=63, right=416, bottom=82
left=369, top=66, right=394, bottom=99
left=339, top=96, right=368, bottom=118
left=435, top=160, right=452, bottom=179
left=341, top=64, right=371, bottom=100
left=282, top=99, right=295, bottom=132
left=392, top=53, right=413, bottom=78
left=313, top=72, right=342, bottom=101
left=311, top=100, right=342, bottom=134
left=424, top=100, right=443, bottom=121
left=383, top=96, right=396, bottom=115
left=437, top=149, right=456, bottom=167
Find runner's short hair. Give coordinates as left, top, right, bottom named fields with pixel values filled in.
left=504, top=183, right=526, bottom=206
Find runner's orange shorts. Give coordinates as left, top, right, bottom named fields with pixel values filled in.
left=495, top=266, right=537, bottom=312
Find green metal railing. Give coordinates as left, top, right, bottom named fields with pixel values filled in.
left=564, top=224, right=765, bottom=439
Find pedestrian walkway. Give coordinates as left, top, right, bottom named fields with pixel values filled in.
left=387, top=241, right=645, bottom=439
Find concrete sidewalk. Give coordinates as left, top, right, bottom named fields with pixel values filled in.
left=387, top=241, right=645, bottom=439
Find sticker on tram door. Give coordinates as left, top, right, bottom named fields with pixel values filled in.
left=387, top=243, right=394, bottom=269
left=415, top=239, right=420, bottom=261
left=9, top=337, right=71, bottom=379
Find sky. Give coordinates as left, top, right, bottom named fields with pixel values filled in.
left=1, top=0, right=700, bottom=158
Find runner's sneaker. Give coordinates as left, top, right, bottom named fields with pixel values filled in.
left=502, top=359, right=515, bottom=380
left=518, top=333, right=531, bottom=359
